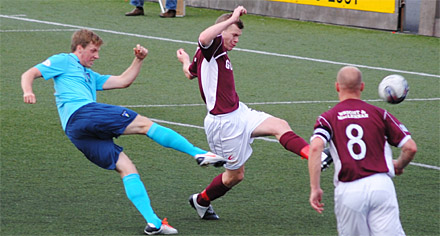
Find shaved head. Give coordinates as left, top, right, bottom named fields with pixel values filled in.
left=335, top=66, right=364, bottom=101
left=337, top=66, right=363, bottom=92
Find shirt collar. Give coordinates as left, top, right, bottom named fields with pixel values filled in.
left=69, top=53, right=80, bottom=62
left=69, top=53, right=86, bottom=70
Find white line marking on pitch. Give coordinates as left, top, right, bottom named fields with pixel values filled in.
left=121, top=97, right=440, bottom=108
left=0, top=29, right=77, bottom=32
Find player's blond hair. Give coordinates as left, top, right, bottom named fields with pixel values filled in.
left=215, top=13, right=244, bottom=29
left=71, top=29, right=103, bottom=52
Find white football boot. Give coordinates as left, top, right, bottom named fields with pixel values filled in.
left=144, top=218, right=178, bottom=235
left=188, top=194, right=219, bottom=220
left=195, top=152, right=230, bottom=167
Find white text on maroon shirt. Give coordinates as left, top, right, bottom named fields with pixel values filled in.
left=337, top=110, right=369, bottom=120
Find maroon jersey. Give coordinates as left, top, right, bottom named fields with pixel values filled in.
left=313, top=99, right=411, bottom=183
left=189, top=35, right=239, bottom=115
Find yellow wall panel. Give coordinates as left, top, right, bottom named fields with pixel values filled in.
left=269, top=0, right=396, bottom=14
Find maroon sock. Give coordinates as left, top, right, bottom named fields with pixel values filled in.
left=197, top=173, right=231, bottom=207
left=279, top=131, right=309, bottom=158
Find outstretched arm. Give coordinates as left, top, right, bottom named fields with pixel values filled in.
left=176, top=48, right=194, bottom=80
left=21, top=67, right=42, bottom=104
left=102, top=44, right=148, bottom=90
left=199, top=6, right=247, bottom=46
left=308, top=137, right=325, bottom=214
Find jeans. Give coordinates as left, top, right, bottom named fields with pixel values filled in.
left=130, top=0, right=176, bottom=10
left=130, top=0, right=144, bottom=7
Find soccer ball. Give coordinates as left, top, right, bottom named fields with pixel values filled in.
left=378, top=74, right=409, bottom=104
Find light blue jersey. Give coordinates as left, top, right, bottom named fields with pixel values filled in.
left=35, top=53, right=110, bottom=130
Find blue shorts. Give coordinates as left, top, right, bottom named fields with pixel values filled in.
left=65, top=102, right=138, bottom=170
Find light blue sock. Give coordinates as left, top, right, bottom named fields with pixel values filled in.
left=147, top=122, right=207, bottom=157
left=123, top=174, right=162, bottom=228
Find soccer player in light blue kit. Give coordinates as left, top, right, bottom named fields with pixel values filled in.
left=21, top=29, right=229, bottom=235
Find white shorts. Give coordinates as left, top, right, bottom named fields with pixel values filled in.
left=204, top=102, right=272, bottom=170
left=334, top=173, right=405, bottom=236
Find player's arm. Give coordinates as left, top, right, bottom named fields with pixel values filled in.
left=176, top=48, right=195, bottom=80
left=308, top=137, right=325, bottom=214
left=199, top=6, right=247, bottom=46
left=394, top=138, right=417, bottom=175
left=102, top=44, right=148, bottom=90
left=21, top=67, right=42, bottom=104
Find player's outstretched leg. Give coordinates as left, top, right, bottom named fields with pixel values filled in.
left=279, top=131, right=333, bottom=171
left=299, top=145, right=333, bottom=171
left=144, top=218, right=178, bottom=235
left=146, top=123, right=229, bottom=167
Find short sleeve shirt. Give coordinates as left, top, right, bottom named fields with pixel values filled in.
left=189, top=35, right=239, bottom=115
left=35, top=53, right=110, bottom=130
left=312, top=99, right=411, bottom=184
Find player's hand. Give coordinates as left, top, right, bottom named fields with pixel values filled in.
left=309, top=188, right=324, bottom=213
left=134, top=44, right=148, bottom=60
left=393, top=159, right=404, bottom=175
left=176, top=48, right=190, bottom=64
left=232, top=6, right=247, bottom=21
left=176, top=48, right=194, bottom=80
left=23, top=92, right=36, bottom=104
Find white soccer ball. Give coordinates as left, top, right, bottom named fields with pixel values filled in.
left=378, top=74, right=409, bottom=104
